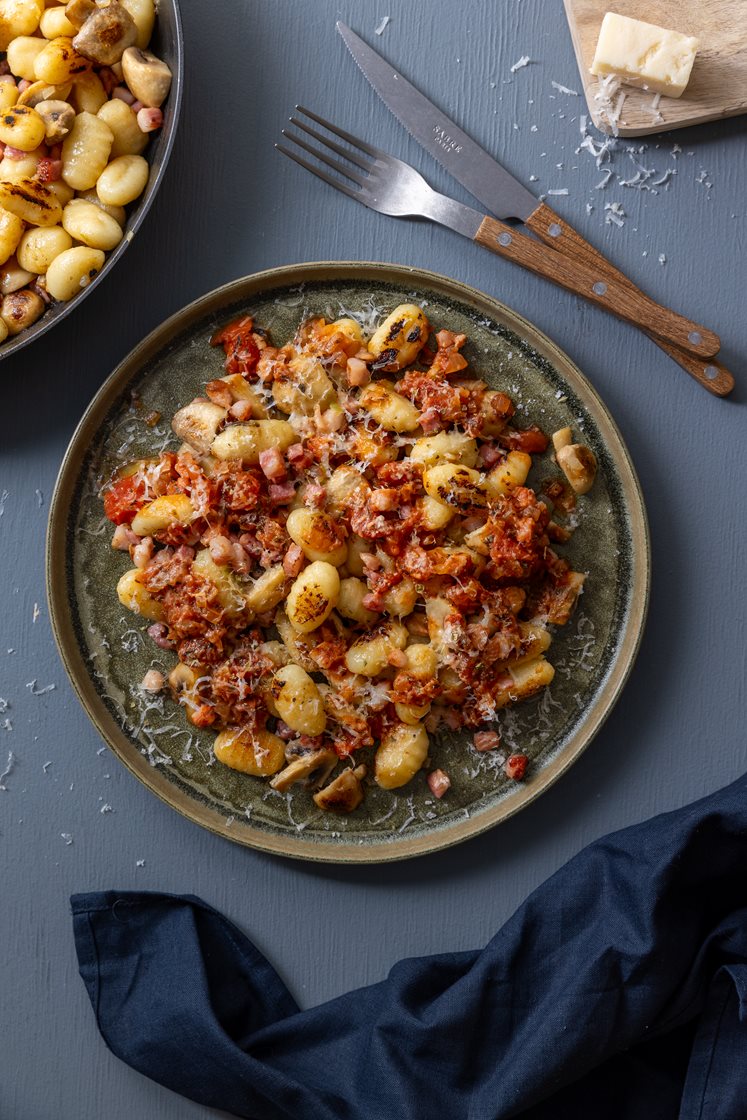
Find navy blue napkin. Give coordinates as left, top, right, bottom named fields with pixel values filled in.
left=72, top=773, right=747, bottom=1120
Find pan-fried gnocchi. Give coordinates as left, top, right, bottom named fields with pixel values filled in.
left=0, top=0, right=171, bottom=343
left=102, top=307, right=593, bottom=815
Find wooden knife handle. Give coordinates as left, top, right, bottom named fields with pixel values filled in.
left=474, top=213, right=720, bottom=360
left=525, top=202, right=734, bottom=398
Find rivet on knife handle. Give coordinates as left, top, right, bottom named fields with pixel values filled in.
left=473, top=215, right=720, bottom=359
left=525, top=203, right=734, bottom=397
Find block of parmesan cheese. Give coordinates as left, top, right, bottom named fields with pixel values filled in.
left=590, top=12, right=699, bottom=99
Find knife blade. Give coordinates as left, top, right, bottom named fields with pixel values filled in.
left=336, top=21, right=537, bottom=222
left=335, top=21, right=734, bottom=394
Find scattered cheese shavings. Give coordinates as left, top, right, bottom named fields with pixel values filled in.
left=32, top=602, right=40, bottom=623
left=612, top=90, right=626, bottom=124
left=510, top=55, right=532, bottom=72
left=551, top=80, right=579, bottom=95
left=26, top=679, right=56, bottom=695
left=528, top=174, right=539, bottom=181
left=35, top=489, right=43, bottom=507
left=100, top=803, right=113, bottom=814
left=579, top=113, right=587, bottom=134
left=61, top=833, right=73, bottom=845
left=604, top=201, right=626, bottom=227
left=547, top=188, right=569, bottom=195
left=593, top=74, right=623, bottom=134
left=42, top=761, right=52, bottom=773
left=651, top=168, right=676, bottom=187
left=594, top=169, right=614, bottom=189
left=374, top=15, right=390, bottom=35
left=577, top=133, right=616, bottom=168
left=0, top=749, right=15, bottom=790
left=659, top=253, right=667, bottom=265
left=136, top=859, right=145, bottom=867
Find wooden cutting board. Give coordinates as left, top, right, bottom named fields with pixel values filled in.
left=564, top=0, right=747, bottom=136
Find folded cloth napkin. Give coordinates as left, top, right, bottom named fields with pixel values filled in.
left=72, top=773, right=747, bottom=1120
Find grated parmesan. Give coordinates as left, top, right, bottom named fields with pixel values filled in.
left=0, top=749, right=15, bottom=790
left=551, top=80, right=579, bottom=96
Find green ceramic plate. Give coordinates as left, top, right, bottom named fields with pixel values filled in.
left=47, top=262, right=650, bottom=862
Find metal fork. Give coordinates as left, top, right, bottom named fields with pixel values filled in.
left=276, top=108, right=722, bottom=361
left=277, top=105, right=481, bottom=238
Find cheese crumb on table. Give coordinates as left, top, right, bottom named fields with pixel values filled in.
left=590, top=13, right=699, bottom=99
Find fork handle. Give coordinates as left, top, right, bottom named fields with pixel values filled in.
left=524, top=202, right=734, bottom=398
left=473, top=214, right=720, bottom=361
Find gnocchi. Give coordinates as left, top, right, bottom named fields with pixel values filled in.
left=285, top=560, right=340, bottom=634
left=103, top=308, right=592, bottom=816
left=270, top=664, right=326, bottom=736
left=0, top=0, right=172, bottom=339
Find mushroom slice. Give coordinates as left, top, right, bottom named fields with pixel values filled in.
left=17, top=82, right=72, bottom=109
left=171, top=397, right=226, bottom=455
left=556, top=443, right=597, bottom=495
left=72, top=3, right=137, bottom=65
left=313, top=765, right=367, bottom=813
left=269, top=749, right=337, bottom=793
left=35, top=100, right=76, bottom=142
left=121, top=46, right=172, bottom=108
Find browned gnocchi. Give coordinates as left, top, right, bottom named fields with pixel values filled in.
left=0, top=0, right=172, bottom=343
left=103, top=306, right=593, bottom=815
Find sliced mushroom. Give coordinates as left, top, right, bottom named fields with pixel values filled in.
left=556, top=443, right=597, bottom=495
left=269, top=749, right=337, bottom=793
left=121, top=46, right=172, bottom=109
left=72, top=3, right=138, bottom=66
left=35, top=99, right=76, bottom=142
left=171, top=397, right=226, bottom=456
left=65, top=0, right=98, bottom=30
left=313, top=765, right=367, bottom=813
left=1, top=289, right=45, bottom=335
left=17, top=82, right=73, bottom=109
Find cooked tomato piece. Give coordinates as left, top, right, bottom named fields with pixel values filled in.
left=224, top=335, right=260, bottom=376
left=210, top=315, right=254, bottom=348
left=503, top=426, right=550, bottom=453
left=210, top=315, right=260, bottom=377
left=103, top=475, right=146, bottom=525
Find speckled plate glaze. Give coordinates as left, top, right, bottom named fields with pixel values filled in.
left=47, top=262, right=650, bottom=863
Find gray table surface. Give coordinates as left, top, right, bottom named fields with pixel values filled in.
left=2, top=1, right=746, bottom=1116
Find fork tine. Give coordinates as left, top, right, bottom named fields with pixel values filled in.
left=295, top=106, right=384, bottom=160
left=288, top=116, right=372, bottom=172
left=275, top=144, right=363, bottom=205
left=280, top=129, right=368, bottom=188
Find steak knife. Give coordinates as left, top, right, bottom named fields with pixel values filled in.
left=337, top=22, right=734, bottom=397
